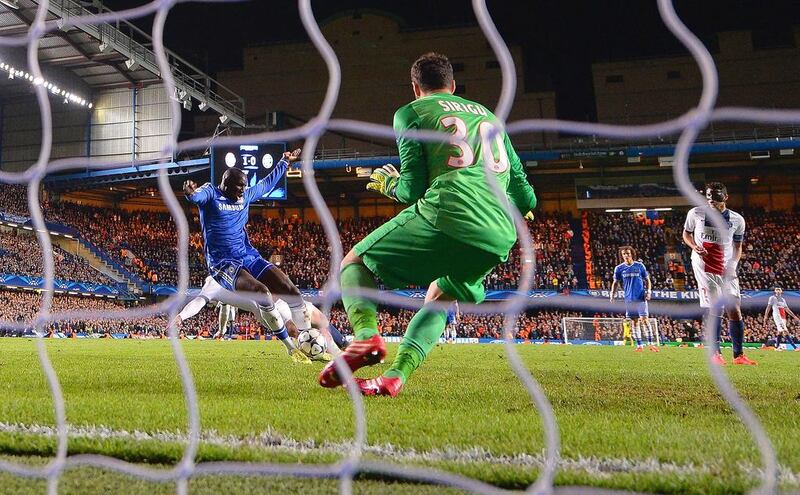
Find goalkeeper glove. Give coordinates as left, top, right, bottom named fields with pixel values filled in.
left=524, top=211, right=535, bottom=221
left=366, top=164, right=400, bottom=201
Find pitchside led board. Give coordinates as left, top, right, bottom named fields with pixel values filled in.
left=210, top=142, right=288, bottom=201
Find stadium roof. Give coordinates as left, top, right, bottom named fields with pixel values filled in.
left=0, top=0, right=245, bottom=125
left=0, top=2, right=159, bottom=91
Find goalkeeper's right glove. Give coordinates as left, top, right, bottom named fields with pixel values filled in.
left=366, top=164, right=400, bottom=201
left=524, top=211, right=535, bottom=221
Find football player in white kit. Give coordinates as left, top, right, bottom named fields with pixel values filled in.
left=762, top=287, right=799, bottom=351
left=682, top=182, right=757, bottom=365
left=172, top=276, right=344, bottom=360
left=214, top=302, right=237, bottom=339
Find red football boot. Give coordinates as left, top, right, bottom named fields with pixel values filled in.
left=711, top=353, right=727, bottom=365
left=732, top=354, right=758, bottom=366
left=355, top=376, right=404, bottom=397
left=318, top=334, right=386, bottom=388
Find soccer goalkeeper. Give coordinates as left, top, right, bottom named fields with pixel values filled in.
left=319, top=52, right=537, bottom=397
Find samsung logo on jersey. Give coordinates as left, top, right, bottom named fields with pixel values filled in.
left=217, top=202, right=244, bottom=212
left=438, top=100, right=488, bottom=116
left=622, top=272, right=641, bottom=278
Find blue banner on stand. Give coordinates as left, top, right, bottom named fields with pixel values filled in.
left=150, top=284, right=202, bottom=296
left=0, top=273, right=122, bottom=296
left=148, top=286, right=797, bottom=301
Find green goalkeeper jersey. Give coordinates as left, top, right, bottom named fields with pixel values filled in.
left=392, top=92, right=537, bottom=257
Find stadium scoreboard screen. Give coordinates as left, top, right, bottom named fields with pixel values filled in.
left=211, top=142, right=287, bottom=201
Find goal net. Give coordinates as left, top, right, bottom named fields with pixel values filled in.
left=561, top=317, right=660, bottom=345
left=1, top=0, right=783, bottom=492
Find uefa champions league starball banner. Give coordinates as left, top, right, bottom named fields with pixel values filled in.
left=0, top=212, right=29, bottom=224
left=0, top=273, right=122, bottom=296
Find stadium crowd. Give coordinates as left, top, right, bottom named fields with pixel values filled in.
left=0, top=230, right=117, bottom=286
left=587, top=208, right=800, bottom=293
left=0, top=289, right=265, bottom=338
left=247, top=213, right=575, bottom=291
left=587, top=212, right=690, bottom=291
left=43, top=202, right=208, bottom=286
left=488, top=213, right=576, bottom=290
left=246, top=216, right=388, bottom=290
left=1, top=286, right=797, bottom=344
left=0, top=184, right=30, bottom=218
left=0, top=186, right=576, bottom=291
left=4, top=183, right=800, bottom=294
left=0, top=290, right=165, bottom=337
left=736, top=209, right=800, bottom=290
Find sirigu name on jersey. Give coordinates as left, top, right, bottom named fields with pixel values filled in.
left=437, top=100, right=489, bottom=116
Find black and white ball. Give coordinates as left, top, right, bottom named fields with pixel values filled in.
left=297, top=329, right=327, bottom=358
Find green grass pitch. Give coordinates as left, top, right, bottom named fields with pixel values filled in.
left=0, top=339, right=797, bottom=494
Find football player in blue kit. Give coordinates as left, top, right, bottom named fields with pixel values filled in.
left=183, top=148, right=313, bottom=363
left=610, top=246, right=658, bottom=352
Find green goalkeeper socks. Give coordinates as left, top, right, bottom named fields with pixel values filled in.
left=341, top=263, right=379, bottom=340
left=341, top=262, right=448, bottom=383
left=385, top=305, right=447, bottom=384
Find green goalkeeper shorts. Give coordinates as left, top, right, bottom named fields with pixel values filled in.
left=354, top=206, right=506, bottom=303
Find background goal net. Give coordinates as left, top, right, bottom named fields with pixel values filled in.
left=561, top=317, right=660, bottom=345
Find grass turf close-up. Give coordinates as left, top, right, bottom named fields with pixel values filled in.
left=0, top=338, right=797, bottom=494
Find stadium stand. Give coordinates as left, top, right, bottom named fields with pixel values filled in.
left=44, top=202, right=208, bottom=287
left=586, top=211, right=690, bottom=290
left=0, top=186, right=575, bottom=291
left=3, top=183, right=800, bottom=294
left=737, top=209, right=800, bottom=290
left=0, top=184, right=31, bottom=218
left=0, top=230, right=117, bottom=286
left=0, top=291, right=161, bottom=337
left=587, top=209, right=800, bottom=291
left=2, top=183, right=800, bottom=346
left=2, top=286, right=792, bottom=344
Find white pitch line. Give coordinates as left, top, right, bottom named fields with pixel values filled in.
left=0, top=422, right=797, bottom=485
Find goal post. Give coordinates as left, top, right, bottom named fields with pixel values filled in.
left=561, top=317, right=660, bottom=345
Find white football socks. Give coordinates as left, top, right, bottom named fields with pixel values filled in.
left=258, top=303, right=296, bottom=352
left=289, top=301, right=311, bottom=332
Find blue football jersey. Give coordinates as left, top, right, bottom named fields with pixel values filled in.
left=614, top=261, right=649, bottom=302
left=188, top=159, right=288, bottom=268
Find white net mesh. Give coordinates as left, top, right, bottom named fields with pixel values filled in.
left=0, top=0, right=794, bottom=493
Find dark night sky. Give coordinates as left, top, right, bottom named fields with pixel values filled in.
left=106, top=0, right=799, bottom=121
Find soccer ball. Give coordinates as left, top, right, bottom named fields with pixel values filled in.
left=297, top=329, right=327, bottom=359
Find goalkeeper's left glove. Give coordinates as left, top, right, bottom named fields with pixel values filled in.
left=524, top=211, right=535, bottom=221
left=366, top=164, right=400, bottom=201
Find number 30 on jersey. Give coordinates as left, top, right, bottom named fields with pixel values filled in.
left=440, top=116, right=509, bottom=173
